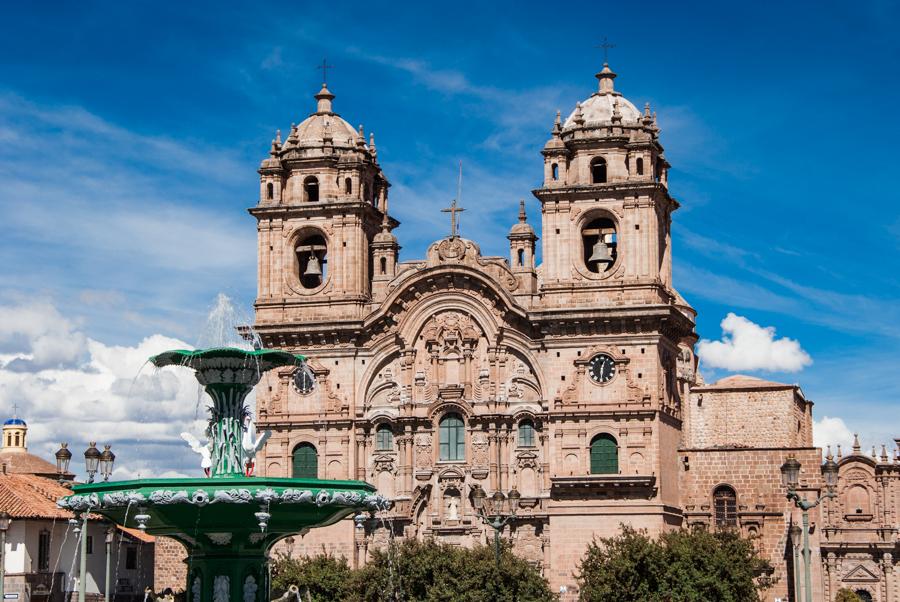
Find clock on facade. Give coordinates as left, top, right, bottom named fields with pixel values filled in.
left=588, top=353, right=616, bottom=383
left=293, top=366, right=315, bottom=394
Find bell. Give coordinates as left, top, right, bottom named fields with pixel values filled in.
left=588, top=237, right=613, bottom=265
left=304, top=254, right=322, bottom=277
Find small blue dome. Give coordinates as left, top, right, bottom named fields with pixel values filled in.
left=3, top=418, right=26, bottom=426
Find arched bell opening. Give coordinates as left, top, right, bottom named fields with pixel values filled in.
left=295, top=233, right=328, bottom=289
left=303, top=176, right=319, bottom=203
left=590, top=156, right=607, bottom=184
left=581, top=217, right=618, bottom=273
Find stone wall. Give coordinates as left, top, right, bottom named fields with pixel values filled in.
left=153, top=537, right=187, bottom=594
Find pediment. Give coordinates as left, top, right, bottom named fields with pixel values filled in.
left=843, top=563, right=880, bottom=582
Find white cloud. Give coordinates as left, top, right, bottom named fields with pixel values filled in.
left=0, top=300, right=213, bottom=478
left=697, top=313, right=812, bottom=373
left=813, top=416, right=855, bottom=450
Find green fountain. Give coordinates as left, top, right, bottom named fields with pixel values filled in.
left=58, top=347, right=388, bottom=602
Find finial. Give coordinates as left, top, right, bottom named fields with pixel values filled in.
left=826, top=445, right=833, bottom=461
left=315, top=82, right=335, bottom=114
left=595, top=62, right=617, bottom=94
left=644, top=102, right=652, bottom=117
left=552, top=110, right=562, bottom=136
left=871, top=445, right=877, bottom=458
left=275, top=129, right=282, bottom=145
left=612, top=98, right=622, bottom=121
left=881, top=444, right=889, bottom=462
left=269, top=139, right=278, bottom=156
left=837, top=444, right=842, bottom=459
left=853, top=433, right=861, bottom=452
left=518, top=199, right=527, bottom=223
left=573, top=102, right=585, bottom=126
left=369, top=132, right=377, bottom=156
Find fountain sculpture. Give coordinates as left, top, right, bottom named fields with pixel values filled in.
left=58, top=347, right=389, bottom=602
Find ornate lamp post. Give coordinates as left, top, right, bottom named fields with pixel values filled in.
left=780, top=454, right=839, bottom=602
left=55, top=443, right=72, bottom=483
left=74, top=442, right=113, bottom=602
left=84, top=442, right=101, bottom=484
left=0, top=511, right=11, bottom=602
left=471, top=485, right=521, bottom=568
left=99, top=445, right=116, bottom=482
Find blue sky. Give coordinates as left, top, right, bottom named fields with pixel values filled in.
left=0, top=1, right=898, bottom=475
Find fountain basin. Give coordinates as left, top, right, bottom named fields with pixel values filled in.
left=60, top=477, right=388, bottom=601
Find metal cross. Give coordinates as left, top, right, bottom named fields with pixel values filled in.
left=441, top=198, right=465, bottom=238
left=11, top=403, right=18, bottom=418
left=596, top=37, right=616, bottom=63
left=317, top=58, right=334, bottom=84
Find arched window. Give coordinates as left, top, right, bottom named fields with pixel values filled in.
left=855, top=590, right=873, bottom=602
left=345, top=177, right=352, bottom=194
left=14, top=433, right=19, bottom=446
left=551, top=163, right=559, bottom=180
left=296, top=233, right=327, bottom=289
left=439, top=413, right=465, bottom=461
left=375, top=425, right=394, bottom=451
left=303, top=176, right=319, bottom=203
left=582, top=217, right=618, bottom=273
left=266, top=182, right=274, bottom=200
left=714, top=485, right=737, bottom=528
left=379, top=256, right=387, bottom=275
left=291, top=443, right=317, bottom=478
left=518, top=420, right=535, bottom=447
left=517, top=248, right=525, bottom=267
left=636, top=157, right=644, bottom=176
left=590, top=434, right=618, bottom=474
left=590, top=157, right=607, bottom=184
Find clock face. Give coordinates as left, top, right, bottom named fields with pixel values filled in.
left=588, top=354, right=616, bottom=384
left=293, top=366, right=315, bottom=394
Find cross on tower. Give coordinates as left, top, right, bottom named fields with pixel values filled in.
left=596, top=37, right=616, bottom=63
left=441, top=199, right=465, bottom=239
left=317, top=58, right=334, bottom=84
left=11, top=403, right=18, bottom=418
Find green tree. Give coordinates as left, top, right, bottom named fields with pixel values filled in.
left=270, top=551, right=353, bottom=601
left=576, top=526, right=771, bottom=602
left=348, top=538, right=557, bottom=602
left=834, top=589, right=864, bottom=602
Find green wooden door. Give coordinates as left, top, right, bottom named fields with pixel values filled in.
left=292, top=443, right=318, bottom=478
left=590, top=434, right=618, bottom=474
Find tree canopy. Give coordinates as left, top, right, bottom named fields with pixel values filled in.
left=271, top=538, right=556, bottom=602
left=576, top=526, right=772, bottom=602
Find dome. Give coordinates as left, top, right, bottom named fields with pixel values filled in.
left=4, top=418, right=25, bottom=426
left=287, top=84, right=360, bottom=148
left=562, top=63, right=641, bottom=129
left=563, top=93, right=641, bottom=129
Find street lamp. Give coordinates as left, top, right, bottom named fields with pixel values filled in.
left=55, top=442, right=72, bottom=483
left=780, top=454, right=838, bottom=602
left=0, top=511, right=11, bottom=602
left=470, top=485, right=521, bottom=568
left=100, top=445, right=116, bottom=482
left=84, top=442, right=101, bottom=484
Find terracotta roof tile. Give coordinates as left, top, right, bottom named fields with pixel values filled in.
left=0, top=451, right=64, bottom=477
left=0, top=473, right=73, bottom=519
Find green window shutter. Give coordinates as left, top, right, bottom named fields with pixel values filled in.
left=439, top=414, right=464, bottom=461
left=292, top=443, right=318, bottom=478
left=590, top=434, right=618, bottom=474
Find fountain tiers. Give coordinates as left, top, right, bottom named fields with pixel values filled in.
left=58, top=347, right=389, bottom=602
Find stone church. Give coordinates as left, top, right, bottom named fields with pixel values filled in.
left=243, top=62, right=900, bottom=601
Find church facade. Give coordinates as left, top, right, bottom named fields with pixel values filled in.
left=247, top=63, right=899, bottom=601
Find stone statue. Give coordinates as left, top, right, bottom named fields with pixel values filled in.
left=243, top=575, right=258, bottom=602
left=213, top=576, right=230, bottom=602
left=447, top=496, right=459, bottom=520
left=181, top=432, right=212, bottom=476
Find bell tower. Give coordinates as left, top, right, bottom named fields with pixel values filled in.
left=250, top=82, right=398, bottom=324
left=533, top=62, right=675, bottom=309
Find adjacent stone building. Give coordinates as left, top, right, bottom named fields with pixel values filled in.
left=246, top=62, right=898, bottom=601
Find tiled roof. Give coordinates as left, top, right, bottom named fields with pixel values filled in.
left=0, top=473, right=72, bottom=519
left=0, top=451, right=65, bottom=477
left=0, top=473, right=154, bottom=543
